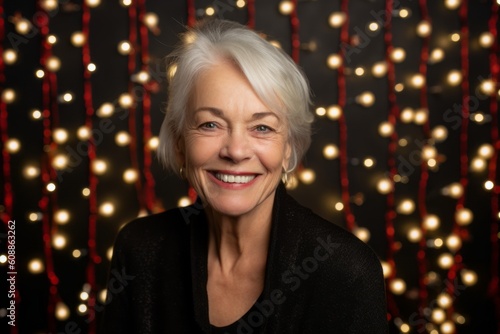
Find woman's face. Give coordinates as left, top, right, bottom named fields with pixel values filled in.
left=179, top=60, right=290, bottom=218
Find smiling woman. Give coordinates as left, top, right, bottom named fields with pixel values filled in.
left=101, top=19, right=388, bottom=333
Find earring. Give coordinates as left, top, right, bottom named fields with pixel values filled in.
left=179, top=165, right=186, bottom=179
left=281, top=168, right=288, bottom=184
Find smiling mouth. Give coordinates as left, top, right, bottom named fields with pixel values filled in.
left=213, top=172, right=257, bottom=184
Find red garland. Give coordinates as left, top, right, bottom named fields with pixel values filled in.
left=382, top=0, right=401, bottom=322
left=246, top=0, right=256, bottom=29
left=337, top=0, right=355, bottom=232
left=36, top=3, right=60, bottom=332
left=187, top=0, right=196, bottom=27
left=81, top=2, right=99, bottom=332
left=137, top=0, right=157, bottom=212
left=486, top=1, right=500, bottom=329
left=0, top=0, right=13, bottom=225
left=127, top=3, right=147, bottom=212
left=290, top=0, right=300, bottom=64
left=416, top=0, right=431, bottom=330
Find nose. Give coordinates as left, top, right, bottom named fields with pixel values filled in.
left=219, top=128, right=252, bottom=163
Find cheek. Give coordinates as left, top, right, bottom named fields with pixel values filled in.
left=184, top=136, right=220, bottom=167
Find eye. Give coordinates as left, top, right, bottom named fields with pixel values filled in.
left=255, top=125, right=273, bottom=132
left=200, top=122, right=217, bottom=129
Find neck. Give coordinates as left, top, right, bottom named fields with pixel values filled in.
left=206, top=196, right=274, bottom=276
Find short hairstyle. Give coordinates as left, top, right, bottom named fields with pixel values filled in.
left=158, top=19, right=313, bottom=176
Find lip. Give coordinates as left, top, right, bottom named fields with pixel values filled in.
left=207, top=170, right=259, bottom=189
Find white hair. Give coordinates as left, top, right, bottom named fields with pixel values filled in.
left=158, top=19, right=313, bottom=176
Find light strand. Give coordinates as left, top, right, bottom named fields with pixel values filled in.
left=486, top=1, right=500, bottom=328
left=247, top=0, right=256, bottom=29
left=137, top=0, right=157, bottom=212
left=82, top=2, right=99, bottom=332
left=289, top=0, right=300, bottom=63
left=337, top=0, right=355, bottom=232
left=187, top=0, right=196, bottom=27
left=383, top=0, right=402, bottom=321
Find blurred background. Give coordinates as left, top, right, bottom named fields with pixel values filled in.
left=0, top=0, right=499, bottom=333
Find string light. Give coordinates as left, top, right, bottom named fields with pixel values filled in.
left=28, top=259, right=44, bottom=274
left=54, top=210, right=70, bottom=225
left=2, top=88, right=15, bottom=103
left=450, top=32, right=461, bottom=42
left=479, top=32, right=494, bottom=48
left=326, top=105, right=342, bottom=120
left=416, top=21, right=432, bottom=37
left=118, top=93, right=133, bottom=108
left=356, top=91, right=375, bottom=107
left=53, top=128, right=69, bottom=144
left=372, top=62, right=387, bottom=77
left=437, top=253, right=454, bottom=269
left=36, top=69, right=45, bottom=78
left=52, top=154, right=69, bottom=170
left=407, top=228, right=423, bottom=242
left=429, top=48, right=445, bottom=63
left=471, top=157, right=487, bottom=172
left=86, top=0, right=101, bottom=7
left=380, top=261, right=392, bottom=278
left=445, top=0, right=461, bottom=10
left=480, top=79, right=495, bottom=95
left=442, top=182, right=464, bottom=198
left=71, top=32, right=86, bottom=47
left=15, top=18, right=31, bottom=35
left=177, top=196, right=192, bottom=207
left=91, top=159, right=108, bottom=175
left=410, top=74, right=426, bottom=88
left=23, top=165, right=40, bottom=179
left=97, top=103, right=114, bottom=117
left=477, top=143, right=494, bottom=159
left=431, top=125, right=448, bottom=142
left=423, top=214, right=440, bottom=230
left=455, top=207, right=473, bottom=226
left=99, top=202, right=115, bottom=216
left=46, top=183, right=56, bottom=192
left=148, top=137, right=160, bottom=150
left=390, top=48, right=406, bottom=62
left=144, top=13, right=159, bottom=30
left=77, top=126, right=91, bottom=140
left=484, top=180, right=494, bottom=191
left=52, top=234, right=67, bottom=250
left=363, top=157, right=375, bottom=168
left=41, top=0, right=59, bottom=11
left=278, top=1, right=294, bottom=15
left=323, top=144, right=339, bottom=159
left=353, top=227, right=370, bottom=242
left=47, top=34, right=57, bottom=44
left=378, top=122, right=394, bottom=137
left=120, top=0, right=132, bottom=6
left=3, top=49, right=17, bottom=64
left=328, top=12, right=346, bottom=28
left=460, top=269, right=478, bottom=286
left=326, top=54, right=342, bottom=69
left=431, top=308, right=446, bottom=324
left=437, top=293, right=453, bottom=309
left=115, top=131, right=131, bottom=146
left=399, top=8, right=410, bottom=18
left=389, top=278, right=406, bottom=295
left=396, top=199, right=415, bottom=215
left=315, top=107, right=326, bottom=117
left=377, top=178, right=393, bottom=194
left=6, top=138, right=20, bottom=153
left=46, top=56, right=61, bottom=72
left=447, top=69, right=462, bottom=85
left=123, top=169, right=138, bottom=183
left=414, top=108, right=428, bottom=124
left=118, top=41, right=132, bottom=55
left=299, top=169, right=315, bottom=184
left=446, top=234, right=462, bottom=252
left=400, top=108, right=414, bottom=123
left=440, top=321, right=455, bottom=333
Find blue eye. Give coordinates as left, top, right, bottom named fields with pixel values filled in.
left=256, top=125, right=272, bottom=132
left=201, top=122, right=217, bottom=129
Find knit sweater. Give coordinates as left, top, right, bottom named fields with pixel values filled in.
left=101, top=184, right=389, bottom=333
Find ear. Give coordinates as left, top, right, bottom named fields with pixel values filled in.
left=175, top=136, right=186, bottom=168
left=282, top=142, right=292, bottom=172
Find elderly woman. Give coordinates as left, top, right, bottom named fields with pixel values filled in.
left=102, top=19, right=388, bottom=333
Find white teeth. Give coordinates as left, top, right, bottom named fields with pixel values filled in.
left=215, top=173, right=256, bottom=184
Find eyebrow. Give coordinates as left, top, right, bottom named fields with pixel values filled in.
left=194, top=107, right=280, bottom=121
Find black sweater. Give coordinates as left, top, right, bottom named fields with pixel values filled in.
left=101, top=184, right=389, bottom=333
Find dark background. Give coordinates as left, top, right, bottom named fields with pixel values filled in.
left=0, top=0, right=499, bottom=333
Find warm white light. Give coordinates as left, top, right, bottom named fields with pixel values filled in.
left=86, top=0, right=101, bottom=7
left=484, top=180, right=495, bottom=190
left=78, top=304, right=88, bottom=314
left=354, top=67, right=365, bottom=76
left=73, top=249, right=82, bottom=258
left=41, top=0, right=59, bottom=11
left=46, top=56, right=61, bottom=72
left=471, top=157, right=487, bottom=172
left=480, top=79, right=495, bottom=95
left=323, top=144, right=339, bottom=160
left=144, top=13, right=159, bottom=29
left=6, top=138, right=20, bottom=153
left=32, top=109, right=42, bottom=119
left=432, top=308, right=446, bottom=324
left=23, top=165, right=40, bottom=179
left=236, top=0, right=246, bottom=8
left=327, top=54, right=342, bottom=69
left=397, top=199, right=415, bottom=214
left=97, top=103, right=114, bottom=117
left=411, top=74, right=426, bottom=88
left=407, top=228, right=422, bottom=242
left=390, top=48, right=406, bottom=63
left=71, top=32, right=86, bottom=47
left=99, top=289, right=107, bottom=303
left=279, top=1, right=294, bottom=15
left=381, top=261, right=392, bottom=278
left=16, top=18, right=31, bottom=35
left=77, top=126, right=91, bottom=140
left=446, top=234, right=462, bottom=252
left=417, top=21, right=432, bottom=37
left=399, top=8, right=410, bottom=18
left=438, top=253, right=454, bottom=269
left=29, top=212, right=41, bottom=222
left=3, top=49, right=18, bottom=64
left=115, top=131, right=131, bottom=146
left=205, top=7, right=215, bottom=16
left=36, top=69, right=45, bottom=78
left=118, top=41, right=132, bottom=55
left=53, top=234, right=67, bottom=249
left=2, top=89, right=15, bottom=103
left=372, top=62, right=387, bottom=77
left=455, top=207, right=473, bottom=226
left=28, top=259, right=44, bottom=274
left=437, top=293, right=453, bottom=309
left=356, top=91, right=375, bottom=107
left=80, top=291, right=89, bottom=301
left=123, top=169, right=138, bottom=183
left=429, top=48, right=445, bottom=63
left=87, top=63, right=96, bottom=72
left=461, top=269, right=477, bottom=286
left=334, top=202, right=344, bottom=211
left=52, top=154, right=68, bottom=170
left=447, top=70, right=462, bottom=85
left=328, top=12, right=346, bottom=28
left=46, top=183, right=56, bottom=192
left=99, top=202, right=115, bottom=216
left=107, top=247, right=113, bottom=261
left=431, top=125, right=448, bottom=142
left=82, top=188, right=91, bottom=197
left=53, top=128, right=69, bottom=144
left=368, top=22, right=379, bottom=32
left=377, top=178, right=393, bottom=194
left=118, top=93, right=133, bottom=108
left=450, top=33, right=460, bottom=42
left=178, top=196, right=192, bottom=207
left=445, top=0, right=461, bottom=10
left=92, top=160, right=107, bottom=175
left=327, top=105, right=342, bottom=120
left=134, top=71, right=150, bottom=84
left=424, top=214, right=440, bottom=230
left=478, top=143, right=494, bottom=159
left=315, top=107, right=326, bottom=116
left=422, top=145, right=437, bottom=160
left=441, top=321, right=455, bottom=334
left=299, top=169, right=315, bottom=184
left=414, top=108, right=428, bottom=124
left=442, top=182, right=463, bottom=198
left=363, top=157, right=375, bottom=168
left=47, top=35, right=57, bottom=44
left=389, top=278, right=406, bottom=295
left=120, top=0, right=132, bottom=6
left=479, top=32, right=494, bottom=48
left=378, top=122, right=394, bottom=137
left=63, top=93, right=73, bottom=102
left=148, top=137, right=160, bottom=150
left=55, top=210, right=70, bottom=224
left=353, top=227, right=370, bottom=242
left=400, top=108, right=414, bottom=123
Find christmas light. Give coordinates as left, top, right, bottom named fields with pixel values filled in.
left=416, top=21, right=432, bottom=37
left=323, top=144, right=339, bottom=159
left=299, top=169, right=315, bottom=184
left=389, top=278, right=406, bottom=295
left=390, top=48, right=406, bottom=62
left=424, top=214, right=440, bottom=230
left=118, top=41, right=132, bottom=55
left=328, top=12, right=346, bottom=28
left=97, top=103, right=115, bottom=117
left=326, top=105, right=342, bottom=120
left=6, top=138, right=20, bottom=153
left=279, top=1, right=294, bottom=15
left=444, top=0, right=461, bottom=10
left=115, top=131, right=131, bottom=146
left=455, top=207, right=473, bottom=226
left=71, top=32, right=86, bottom=47
left=2, top=89, right=15, bottom=103
left=356, top=91, right=375, bottom=107
left=326, top=54, right=342, bottom=69
left=3, top=49, right=17, bottom=64
left=28, top=259, right=44, bottom=274
left=177, top=196, right=192, bottom=207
